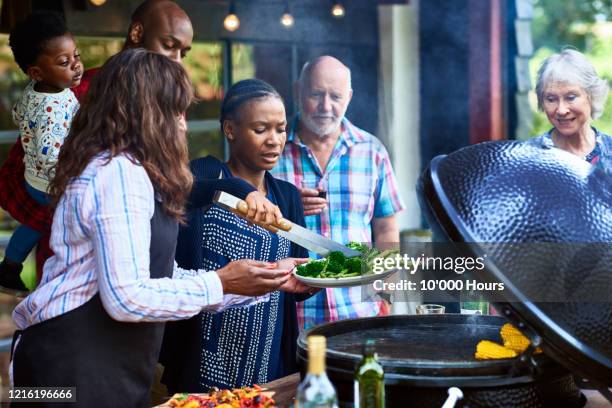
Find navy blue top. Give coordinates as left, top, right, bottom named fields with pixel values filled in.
left=161, top=156, right=308, bottom=393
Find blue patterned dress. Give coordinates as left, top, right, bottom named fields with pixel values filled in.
left=160, top=160, right=307, bottom=393
left=194, top=187, right=291, bottom=389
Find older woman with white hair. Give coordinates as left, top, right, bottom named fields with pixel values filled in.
left=529, top=49, right=611, bottom=164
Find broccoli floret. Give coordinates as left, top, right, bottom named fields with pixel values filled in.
left=345, top=257, right=363, bottom=274
left=346, top=242, right=368, bottom=253
left=328, top=251, right=346, bottom=266
left=305, top=260, right=326, bottom=275
left=296, top=264, right=309, bottom=276
left=325, top=260, right=343, bottom=274
left=297, top=246, right=371, bottom=279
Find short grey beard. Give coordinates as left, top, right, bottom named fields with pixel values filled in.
left=302, top=115, right=342, bottom=138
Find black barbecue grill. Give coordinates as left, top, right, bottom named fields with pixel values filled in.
left=297, top=141, right=612, bottom=407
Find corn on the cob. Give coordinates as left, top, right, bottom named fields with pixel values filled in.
left=500, top=323, right=542, bottom=354
left=500, top=323, right=531, bottom=352
left=475, top=340, right=518, bottom=360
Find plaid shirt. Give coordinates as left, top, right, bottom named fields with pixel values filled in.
left=0, top=141, right=51, bottom=232
left=271, top=117, right=405, bottom=329
left=0, top=140, right=53, bottom=278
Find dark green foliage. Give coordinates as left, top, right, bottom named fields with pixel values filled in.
left=532, top=0, right=612, bottom=50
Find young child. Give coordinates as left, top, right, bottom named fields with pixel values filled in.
left=0, top=11, right=83, bottom=295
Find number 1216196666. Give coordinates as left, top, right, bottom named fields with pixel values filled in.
left=9, top=387, right=76, bottom=402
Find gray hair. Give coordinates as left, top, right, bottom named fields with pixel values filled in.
left=536, top=49, right=609, bottom=119
left=298, top=56, right=352, bottom=92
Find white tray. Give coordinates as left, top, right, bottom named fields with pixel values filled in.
left=292, top=267, right=399, bottom=288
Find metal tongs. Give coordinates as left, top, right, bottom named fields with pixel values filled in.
left=213, top=191, right=360, bottom=258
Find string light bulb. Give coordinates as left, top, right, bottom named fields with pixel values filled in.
left=331, top=2, right=345, bottom=18
left=280, top=13, right=294, bottom=28
left=90, top=0, right=106, bottom=6
left=280, top=1, right=294, bottom=28
left=224, top=1, right=240, bottom=32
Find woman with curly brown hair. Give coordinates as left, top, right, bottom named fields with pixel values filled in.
left=10, top=48, right=305, bottom=407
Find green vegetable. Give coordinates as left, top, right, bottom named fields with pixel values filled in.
left=325, top=259, right=344, bottom=273
left=346, top=242, right=369, bottom=252
left=296, top=264, right=309, bottom=276
left=305, top=260, right=326, bottom=276
left=328, top=251, right=346, bottom=266
left=295, top=242, right=399, bottom=279
left=345, top=257, right=363, bottom=274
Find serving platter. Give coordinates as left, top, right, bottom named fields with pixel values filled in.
left=156, top=390, right=275, bottom=408
left=292, top=266, right=399, bottom=288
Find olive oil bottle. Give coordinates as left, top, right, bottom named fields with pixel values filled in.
left=296, top=335, right=339, bottom=408
left=354, top=339, right=385, bottom=408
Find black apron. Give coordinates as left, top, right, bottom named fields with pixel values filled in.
left=12, top=200, right=178, bottom=407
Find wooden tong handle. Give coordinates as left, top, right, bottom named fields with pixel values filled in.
left=236, top=200, right=292, bottom=232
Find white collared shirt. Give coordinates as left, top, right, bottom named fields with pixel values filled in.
left=14, top=153, right=264, bottom=329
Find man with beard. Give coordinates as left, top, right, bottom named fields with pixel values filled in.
left=271, top=56, right=405, bottom=329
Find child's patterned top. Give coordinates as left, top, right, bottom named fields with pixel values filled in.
left=12, top=81, right=79, bottom=192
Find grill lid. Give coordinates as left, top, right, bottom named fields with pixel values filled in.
left=418, top=141, right=612, bottom=385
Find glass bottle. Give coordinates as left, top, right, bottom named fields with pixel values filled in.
left=460, top=289, right=489, bottom=315
left=296, top=335, right=339, bottom=408
left=354, top=339, right=385, bottom=408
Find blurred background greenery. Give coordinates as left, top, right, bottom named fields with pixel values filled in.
left=528, top=0, right=612, bottom=136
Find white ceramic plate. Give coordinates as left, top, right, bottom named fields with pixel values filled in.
left=292, top=267, right=399, bottom=288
